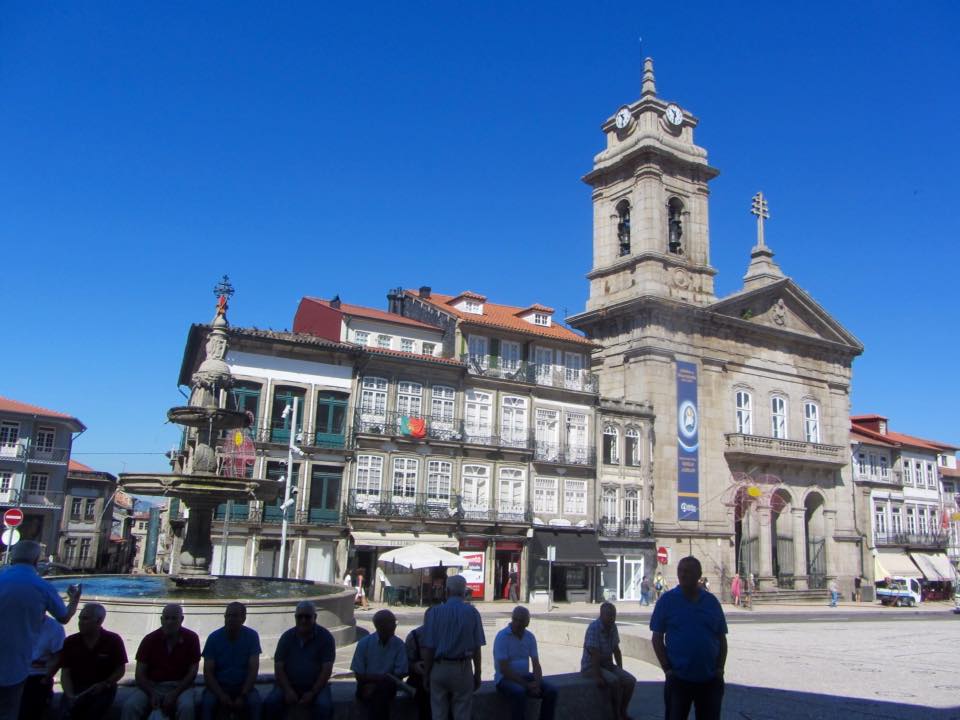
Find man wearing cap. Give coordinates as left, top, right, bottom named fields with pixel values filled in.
left=0, top=540, right=82, bottom=720
left=264, top=601, right=335, bottom=720
left=421, top=575, right=485, bottom=720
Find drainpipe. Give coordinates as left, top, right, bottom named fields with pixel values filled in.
left=851, top=442, right=865, bottom=579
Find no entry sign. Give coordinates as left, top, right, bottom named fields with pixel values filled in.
left=657, top=546, right=669, bottom=565
left=3, top=508, right=24, bottom=528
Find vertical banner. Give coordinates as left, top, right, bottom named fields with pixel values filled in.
left=676, top=361, right=700, bottom=521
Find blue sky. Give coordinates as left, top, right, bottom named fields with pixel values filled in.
left=2, top=2, right=958, bottom=477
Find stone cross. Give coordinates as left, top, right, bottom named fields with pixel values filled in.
left=750, top=192, right=769, bottom=248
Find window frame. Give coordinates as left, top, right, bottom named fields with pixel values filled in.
left=391, top=457, right=419, bottom=501
left=602, top=425, right=620, bottom=465
left=735, top=391, right=753, bottom=435
left=563, top=479, right=588, bottom=515
left=355, top=455, right=384, bottom=500
left=770, top=396, right=787, bottom=439
left=625, top=426, right=640, bottom=467
left=533, top=477, right=558, bottom=514
left=497, top=467, right=526, bottom=514
left=803, top=402, right=820, bottom=443
left=427, top=460, right=452, bottom=504
left=461, top=464, right=490, bottom=510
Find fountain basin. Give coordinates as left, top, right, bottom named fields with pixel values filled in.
left=50, top=575, right=356, bottom=652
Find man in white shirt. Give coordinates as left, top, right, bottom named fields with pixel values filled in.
left=18, top=614, right=65, bottom=720
left=493, top=606, right=557, bottom=720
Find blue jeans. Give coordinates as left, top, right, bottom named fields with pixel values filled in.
left=201, top=686, right=262, bottom=720
left=496, top=673, right=557, bottom=720
left=263, top=685, right=332, bottom=720
left=62, top=685, right=118, bottom=720
left=829, top=591, right=839, bottom=607
left=640, top=591, right=651, bottom=606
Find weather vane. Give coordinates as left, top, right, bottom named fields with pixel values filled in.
left=213, top=274, right=235, bottom=318
left=750, top=192, right=769, bottom=248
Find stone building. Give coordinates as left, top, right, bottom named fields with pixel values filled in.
left=59, top=460, right=118, bottom=571
left=567, top=59, right=864, bottom=597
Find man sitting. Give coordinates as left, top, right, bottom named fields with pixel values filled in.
left=581, top=602, right=636, bottom=720
left=493, top=606, right=557, bottom=720
left=264, top=601, right=335, bottom=720
left=200, top=602, right=262, bottom=720
left=60, top=603, right=127, bottom=720
left=350, top=610, right=408, bottom=719
left=122, top=603, right=201, bottom=720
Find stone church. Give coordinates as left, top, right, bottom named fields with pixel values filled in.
left=569, top=60, right=864, bottom=595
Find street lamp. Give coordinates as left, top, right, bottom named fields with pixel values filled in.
left=278, top=398, right=304, bottom=579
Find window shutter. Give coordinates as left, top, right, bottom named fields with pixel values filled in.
left=489, top=338, right=501, bottom=369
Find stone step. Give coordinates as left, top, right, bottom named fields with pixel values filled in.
left=752, top=589, right=830, bottom=604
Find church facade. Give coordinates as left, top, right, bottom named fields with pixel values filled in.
left=569, top=60, right=865, bottom=596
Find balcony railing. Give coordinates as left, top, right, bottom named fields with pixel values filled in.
left=214, top=503, right=343, bottom=526
left=724, top=433, right=846, bottom=467
left=251, top=426, right=346, bottom=449
left=598, top=519, right=653, bottom=538
left=347, top=490, right=531, bottom=524
left=460, top=355, right=599, bottom=394
left=0, top=442, right=24, bottom=459
left=874, top=531, right=949, bottom=549
left=533, top=442, right=596, bottom=466
left=855, top=470, right=903, bottom=485
left=353, top=411, right=535, bottom=451
left=0, top=488, right=64, bottom=507
left=0, top=442, right=70, bottom=464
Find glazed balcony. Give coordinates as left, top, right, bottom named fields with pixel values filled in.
left=460, top=355, right=599, bottom=394
left=724, top=433, right=846, bottom=468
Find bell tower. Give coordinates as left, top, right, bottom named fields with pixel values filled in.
left=583, top=59, right=720, bottom=310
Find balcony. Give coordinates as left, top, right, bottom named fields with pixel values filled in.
left=0, top=488, right=64, bottom=508
left=214, top=503, right=343, bottom=526
left=460, top=356, right=599, bottom=394
left=251, top=425, right=346, bottom=450
left=533, top=442, right=596, bottom=467
left=724, top=433, right=846, bottom=468
left=874, top=531, right=949, bottom=549
left=347, top=490, right=531, bottom=525
left=0, top=442, right=24, bottom=459
left=353, top=411, right=534, bottom=451
left=27, top=445, right=70, bottom=464
left=855, top=470, right=902, bottom=486
left=598, top=519, right=653, bottom=538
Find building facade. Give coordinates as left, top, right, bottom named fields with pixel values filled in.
left=59, top=460, right=118, bottom=571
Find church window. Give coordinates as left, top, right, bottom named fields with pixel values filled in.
left=803, top=402, right=820, bottom=443
left=603, top=425, right=620, bottom=464
left=771, top=396, right=787, bottom=439
left=735, top=391, right=752, bottom=435
left=667, top=198, right=684, bottom=254
left=616, top=200, right=631, bottom=256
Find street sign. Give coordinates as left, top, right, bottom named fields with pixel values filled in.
left=3, top=508, right=23, bottom=528
left=1, top=528, right=20, bottom=547
left=546, top=545, right=556, bottom=562
left=657, top=546, right=669, bottom=565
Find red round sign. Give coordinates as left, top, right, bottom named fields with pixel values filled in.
left=3, top=508, right=24, bottom=528
left=656, top=546, right=669, bottom=565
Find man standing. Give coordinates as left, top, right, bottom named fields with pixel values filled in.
left=60, top=603, right=128, bottom=720
left=580, top=602, right=636, bottom=720
left=828, top=578, right=840, bottom=608
left=650, top=556, right=727, bottom=720
left=422, top=575, right=485, bottom=720
left=405, top=609, right=432, bottom=720
left=122, top=603, right=201, bottom=720
left=264, top=601, right=335, bottom=720
left=854, top=575, right=862, bottom=603
left=639, top=576, right=652, bottom=607
left=493, top=606, right=557, bottom=720
left=350, top=610, right=407, bottom=719
left=18, top=613, right=65, bottom=720
left=0, top=540, right=81, bottom=720
left=200, top=602, right=262, bottom=720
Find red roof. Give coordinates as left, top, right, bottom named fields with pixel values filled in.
left=851, top=414, right=887, bottom=422
left=851, top=428, right=899, bottom=447
left=939, top=465, right=960, bottom=478
left=884, top=430, right=959, bottom=452
left=0, top=396, right=82, bottom=424
left=363, top=346, right=466, bottom=367
left=850, top=416, right=958, bottom=452
left=306, top=298, right=440, bottom=331
left=407, top=291, right=595, bottom=347
left=68, top=460, right=95, bottom=472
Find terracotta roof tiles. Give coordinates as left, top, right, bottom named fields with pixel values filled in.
left=306, top=298, right=440, bottom=331
left=0, top=396, right=81, bottom=423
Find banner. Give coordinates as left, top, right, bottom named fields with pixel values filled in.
left=676, top=361, right=700, bottom=521
left=458, top=550, right=485, bottom=598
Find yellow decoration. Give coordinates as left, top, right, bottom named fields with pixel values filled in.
left=951, top=512, right=960, bottom=522
left=747, top=486, right=762, bottom=498
left=233, top=431, right=244, bottom=447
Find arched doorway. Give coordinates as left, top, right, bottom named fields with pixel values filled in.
left=804, top=492, right=827, bottom=589
left=734, top=487, right=759, bottom=579
left=770, top=489, right=794, bottom=588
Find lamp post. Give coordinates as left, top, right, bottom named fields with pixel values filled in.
left=278, top=398, right=301, bottom=579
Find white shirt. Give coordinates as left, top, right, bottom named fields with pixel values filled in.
left=29, top=616, right=65, bottom=676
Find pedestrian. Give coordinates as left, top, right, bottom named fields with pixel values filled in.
left=580, top=602, right=636, bottom=720
left=421, top=574, right=486, bottom=720
left=264, top=601, right=335, bottom=720
left=854, top=575, right=862, bottom=603
left=730, top=574, right=741, bottom=607
left=0, top=540, right=81, bottom=720
left=200, top=602, right=262, bottom=720
left=493, top=606, right=558, bottom=720
left=654, top=571, right=666, bottom=600
left=60, top=603, right=128, bottom=720
left=122, top=603, right=201, bottom=720
left=650, top=556, right=728, bottom=720
left=828, top=579, right=840, bottom=608
left=405, top=608, right=433, bottom=720
left=17, top=613, right=64, bottom=720
left=350, top=610, right=408, bottom=719
left=354, top=569, right=369, bottom=610
left=640, top=576, right=652, bottom=607
left=508, top=570, right=520, bottom=603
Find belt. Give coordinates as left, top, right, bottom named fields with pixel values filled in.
left=434, top=656, right=473, bottom=663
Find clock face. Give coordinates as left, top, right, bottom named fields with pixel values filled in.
left=615, top=107, right=633, bottom=130
left=665, top=104, right=683, bottom=126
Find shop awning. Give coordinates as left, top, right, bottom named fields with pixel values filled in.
left=874, top=550, right=921, bottom=580
left=910, top=552, right=958, bottom=582
left=351, top=531, right=458, bottom=549
left=530, top=529, right=608, bottom=566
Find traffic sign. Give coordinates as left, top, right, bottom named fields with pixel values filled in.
left=2, top=528, right=20, bottom=547
left=3, top=508, right=23, bottom=528
left=657, top=546, right=669, bottom=565
left=546, top=545, right=556, bottom=562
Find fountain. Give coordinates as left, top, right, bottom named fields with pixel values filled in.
left=53, top=283, right=355, bottom=650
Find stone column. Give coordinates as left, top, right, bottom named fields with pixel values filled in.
left=791, top=508, right=808, bottom=590
left=757, top=506, right=774, bottom=588
left=824, top=508, right=838, bottom=579
left=178, top=501, right=215, bottom=576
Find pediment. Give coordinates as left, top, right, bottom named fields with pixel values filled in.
left=709, top=279, right=862, bottom=351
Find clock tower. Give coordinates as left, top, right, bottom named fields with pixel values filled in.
left=582, top=58, right=720, bottom=311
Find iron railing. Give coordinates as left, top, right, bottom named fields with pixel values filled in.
left=0, top=441, right=70, bottom=464
left=0, top=487, right=65, bottom=508
left=214, top=503, right=343, bottom=525
left=352, top=410, right=535, bottom=451
left=533, top=442, right=596, bottom=466
left=874, top=531, right=949, bottom=549
left=347, top=490, right=531, bottom=524
left=459, top=355, right=599, bottom=394
left=855, top=470, right=902, bottom=485
left=251, top=425, right=346, bottom=449
left=598, top=519, right=653, bottom=538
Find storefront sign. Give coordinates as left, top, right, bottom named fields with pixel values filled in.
left=676, top=361, right=700, bottom=521
left=459, top=550, right=485, bottom=598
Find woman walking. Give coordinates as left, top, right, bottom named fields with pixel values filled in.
left=731, top=573, right=742, bottom=607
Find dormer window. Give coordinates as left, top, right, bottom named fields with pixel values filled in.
left=616, top=200, right=631, bottom=256
left=464, top=300, right=482, bottom=314
left=534, top=313, right=550, bottom=327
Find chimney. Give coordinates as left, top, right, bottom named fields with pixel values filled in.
left=419, top=286, right=432, bottom=299
left=387, top=287, right=405, bottom=315
left=329, top=295, right=341, bottom=309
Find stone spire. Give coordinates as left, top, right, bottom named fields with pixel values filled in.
left=189, top=281, right=235, bottom=410
left=642, top=57, right=656, bottom=97
left=743, top=192, right=785, bottom=290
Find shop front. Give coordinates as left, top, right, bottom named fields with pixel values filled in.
left=597, top=544, right=656, bottom=602
left=909, top=551, right=957, bottom=600
left=458, top=537, right=525, bottom=601
left=529, top=528, right=607, bottom=603
left=350, top=530, right=459, bottom=603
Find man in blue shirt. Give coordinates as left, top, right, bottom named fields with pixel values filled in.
left=650, top=556, right=728, bottom=720
left=493, top=606, right=557, bottom=720
left=580, top=602, right=635, bottom=720
left=0, top=540, right=81, bottom=720
left=264, top=601, right=336, bottom=720
left=200, top=602, right=262, bottom=720
left=422, top=575, right=486, bottom=720
left=350, top=609, right=407, bottom=719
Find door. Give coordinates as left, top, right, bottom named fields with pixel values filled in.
left=564, top=352, right=584, bottom=390
left=622, top=557, right=645, bottom=600
left=534, top=347, right=554, bottom=386
left=535, top=408, right=560, bottom=461
left=501, top=397, right=528, bottom=448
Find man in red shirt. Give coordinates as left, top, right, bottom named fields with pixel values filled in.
left=60, top=603, right=127, bottom=720
left=121, top=603, right=200, bottom=720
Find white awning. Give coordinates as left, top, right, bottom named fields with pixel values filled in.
left=875, top=550, right=922, bottom=579
left=351, top=531, right=458, bottom=549
left=910, top=552, right=958, bottom=582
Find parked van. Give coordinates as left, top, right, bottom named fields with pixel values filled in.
left=876, top=576, right=922, bottom=607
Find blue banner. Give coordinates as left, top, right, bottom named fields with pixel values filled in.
left=676, top=361, right=700, bottom=521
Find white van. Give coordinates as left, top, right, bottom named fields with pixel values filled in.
left=876, top=576, right=922, bottom=607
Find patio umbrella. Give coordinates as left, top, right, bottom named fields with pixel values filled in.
left=377, top=543, right=468, bottom=570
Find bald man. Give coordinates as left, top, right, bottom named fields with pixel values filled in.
left=201, top=602, right=262, bottom=720
left=122, top=603, right=200, bottom=720
left=350, top=610, right=407, bottom=719
left=493, top=606, right=557, bottom=720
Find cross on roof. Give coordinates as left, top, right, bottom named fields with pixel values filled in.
left=750, top=192, right=769, bottom=248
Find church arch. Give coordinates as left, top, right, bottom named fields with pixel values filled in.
left=615, top=199, right=631, bottom=256
left=770, top=488, right=794, bottom=585
left=803, top=491, right=827, bottom=588
left=667, top=197, right=685, bottom=254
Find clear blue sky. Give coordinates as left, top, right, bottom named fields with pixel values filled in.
left=2, top=2, right=958, bottom=477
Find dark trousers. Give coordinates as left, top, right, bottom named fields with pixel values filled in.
left=664, top=675, right=724, bottom=720
left=17, top=676, right=51, bottom=720
left=62, top=686, right=118, bottom=720
left=407, top=673, right=432, bottom=720
left=356, top=678, right=397, bottom=719
left=496, top=674, right=558, bottom=720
